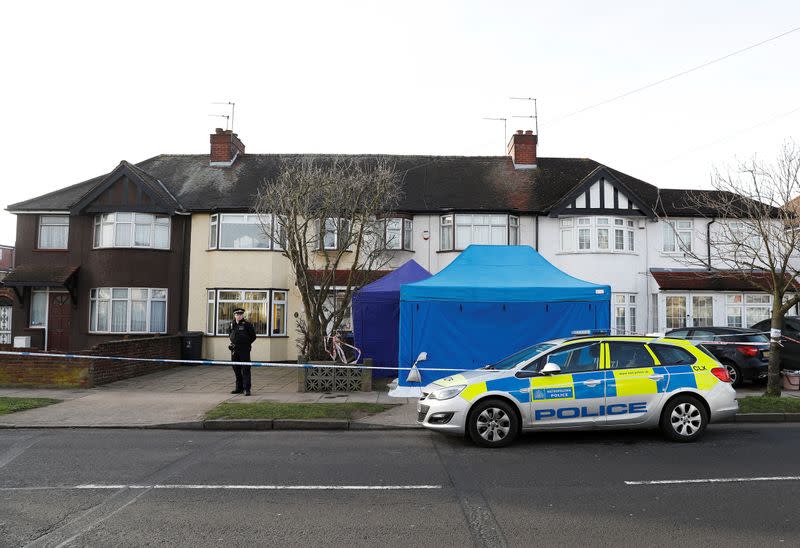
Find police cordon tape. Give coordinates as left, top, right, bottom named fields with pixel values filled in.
left=0, top=331, right=793, bottom=373
left=0, top=350, right=469, bottom=374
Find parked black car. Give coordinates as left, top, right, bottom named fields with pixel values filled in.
left=749, top=316, right=800, bottom=371
left=666, top=327, right=769, bottom=387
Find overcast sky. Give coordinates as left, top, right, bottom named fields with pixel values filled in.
left=1, top=1, right=799, bottom=246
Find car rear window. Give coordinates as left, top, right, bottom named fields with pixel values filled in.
left=737, top=334, right=769, bottom=343
left=649, top=343, right=696, bottom=366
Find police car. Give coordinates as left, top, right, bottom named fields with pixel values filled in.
left=417, top=336, right=738, bottom=448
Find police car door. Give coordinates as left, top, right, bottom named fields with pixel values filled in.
left=604, top=341, right=669, bottom=426
left=527, top=341, right=606, bottom=428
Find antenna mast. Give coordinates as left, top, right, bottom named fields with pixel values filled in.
left=211, top=101, right=236, bottom=131
left=510, top=97, right=538, bottom=136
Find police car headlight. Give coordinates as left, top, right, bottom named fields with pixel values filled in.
left=428, top=385, right=466, bottom=400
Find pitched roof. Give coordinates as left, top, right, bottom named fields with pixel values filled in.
left=6, top=152, right=751, bottom=217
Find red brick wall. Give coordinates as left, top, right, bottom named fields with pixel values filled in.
left=0, top=334, right=183, bottom=388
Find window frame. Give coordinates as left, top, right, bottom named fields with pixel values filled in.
left=662, top=219, right=693, bottom=253
left=38, top=215, right=70, bottom=250
left=613, top=293, right=638, bottom=335
left=439, top=213, right=519, bottom=251
left=88, top=287, right=168, bottom=334
left=206, top=288, right=289, bottom=337
left=382, top=217, right=413, bottom=251
left=92, top=213, right=171, bottom=250
left=560, top=216, right=635, bottom=254
left=207, top=213, right=282, bottom=251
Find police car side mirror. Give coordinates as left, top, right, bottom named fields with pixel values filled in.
left=514, top=370, right=540, bottom=378
left=540, top=363, right=562, bottom=375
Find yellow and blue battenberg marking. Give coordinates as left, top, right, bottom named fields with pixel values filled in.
left=605, top=367, right=669, bottom=397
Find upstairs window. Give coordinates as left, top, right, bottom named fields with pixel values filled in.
left=439, top=214, right=519, bottom=251
left=663, top=220, right=692, bottom=253
left=93, top=213, right=170, bottom=249
left=383, top=218, right=413, bottom=251
left=208, top=213, right=285, bottom=251
left=560, top=217, right=635, bottom=253
left=317, top=218, right=350, bottom=251
left=38, top=215, right=69, bottom=249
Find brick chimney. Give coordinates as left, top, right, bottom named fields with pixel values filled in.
left=209, top=128, right=245, bottom=167
left=507, top=129, right=537, bottom=169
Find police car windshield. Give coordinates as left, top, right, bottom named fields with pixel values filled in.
left=489, top=343, right=557, bottom=370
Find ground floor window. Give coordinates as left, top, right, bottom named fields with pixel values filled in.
left=318, top=288, right=353, bottom=333
left=0, top=304, right=11, bottom=344
left=726, top=294, right=775, bottom=328
left=89, top=288, right=167, bottom=333
left=30, top=289, right=48, bottom=327
left=613, top=293, right=637, bottom=335
left=207, top=289, right=288, bottom=336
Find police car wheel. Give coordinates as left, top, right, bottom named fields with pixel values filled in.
left=659, top=396, right=708, bottom=442
left=467, top=399, right=518, bottom=448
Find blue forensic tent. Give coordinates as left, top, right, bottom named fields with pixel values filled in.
left=353, top=260, right=432, bottom=378
left=398, top=245, right=610, bottom=386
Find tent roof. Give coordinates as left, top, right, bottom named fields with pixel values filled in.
left=400, top=245, right=610, bottom=303
left=354, top=260, right=431, bottom=302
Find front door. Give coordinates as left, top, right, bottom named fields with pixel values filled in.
left=0, top=305, right=11, bottom=344
left=528, top=341, right=606, bottom=428
left=47, top=293, right=71, bottom=351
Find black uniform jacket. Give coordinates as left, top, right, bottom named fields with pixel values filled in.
left=229, top=319, right=257, bottom=349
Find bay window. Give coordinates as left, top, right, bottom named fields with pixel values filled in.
left=93, top=213, right=170, bottom=249
left=560, top=217, right=635, bottom=253
left=439, top=214, right=519, bottom=250
left=206, top=289, right=288, bottom=337
left=89, top=288, right=167, bottom=333
left=38, top=215, right=69, bottom=249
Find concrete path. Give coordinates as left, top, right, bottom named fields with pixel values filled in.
left=0, top=366, right=417, bottom=428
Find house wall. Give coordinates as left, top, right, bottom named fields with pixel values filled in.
left=11, top=213, right=190, bottom=351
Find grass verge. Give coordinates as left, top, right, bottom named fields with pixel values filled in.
left=738, top=396, right=800, bottom=414
left=205, top=401, right=396, bottom=421
left=0, top=397, right=61, bottom=416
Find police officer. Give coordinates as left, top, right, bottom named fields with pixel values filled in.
left=228, top=307, right=257, bottom=396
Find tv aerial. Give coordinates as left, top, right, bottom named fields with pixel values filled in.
left=482, top=117, right=507, bottom=153
left=209, top=101, right=236, bottom=131
left=510, top=97, right=538, bottom=135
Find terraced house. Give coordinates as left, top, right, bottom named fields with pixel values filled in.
left=5, top=128, right=792, bottom=359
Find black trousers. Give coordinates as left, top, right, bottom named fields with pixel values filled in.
left=231, top=348, right=252, bottom=391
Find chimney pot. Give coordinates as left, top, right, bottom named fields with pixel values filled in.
left=515, top=130, right=523, bottom=135
left=524, top=130, right=534, bottom=135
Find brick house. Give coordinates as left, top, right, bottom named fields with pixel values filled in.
left=6, top=128, right=791, bottom=357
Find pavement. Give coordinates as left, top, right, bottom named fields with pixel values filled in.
left=0, top=365, right=798, bottom=430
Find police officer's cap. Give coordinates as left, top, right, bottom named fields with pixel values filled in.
left=233, top=308, right=245, bottom=314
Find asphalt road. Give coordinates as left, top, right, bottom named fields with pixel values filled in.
left=0, top=424, right=798, bottom=547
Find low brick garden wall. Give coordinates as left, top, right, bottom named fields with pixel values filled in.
left=0, top=334, right=183, bottom=388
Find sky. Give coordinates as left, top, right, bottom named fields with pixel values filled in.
left=1, top=1, right=799, bottom=246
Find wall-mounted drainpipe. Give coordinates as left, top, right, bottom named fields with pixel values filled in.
left=535, top=215, right=539, bottom=250
left=706, top=217, right=716, bottom=269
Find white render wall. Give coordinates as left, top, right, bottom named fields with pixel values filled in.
left=188, top=208, right=788, bottom=360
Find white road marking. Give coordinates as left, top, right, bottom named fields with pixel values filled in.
left=1, top=484, right=442, bottom=491
left=625, top=476, right=800, bottom=485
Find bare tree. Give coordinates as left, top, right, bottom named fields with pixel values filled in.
left=254, top=157, right=402, bottom=360
left=661, top=141, right=800, bottom=396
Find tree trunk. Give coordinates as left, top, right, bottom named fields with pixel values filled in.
left=304, top=315, right=328, bottom=361
left=766, top=296, right=784, bottom=397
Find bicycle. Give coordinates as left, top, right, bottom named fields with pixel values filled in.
left=325, top=331, right=362, bottom=364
